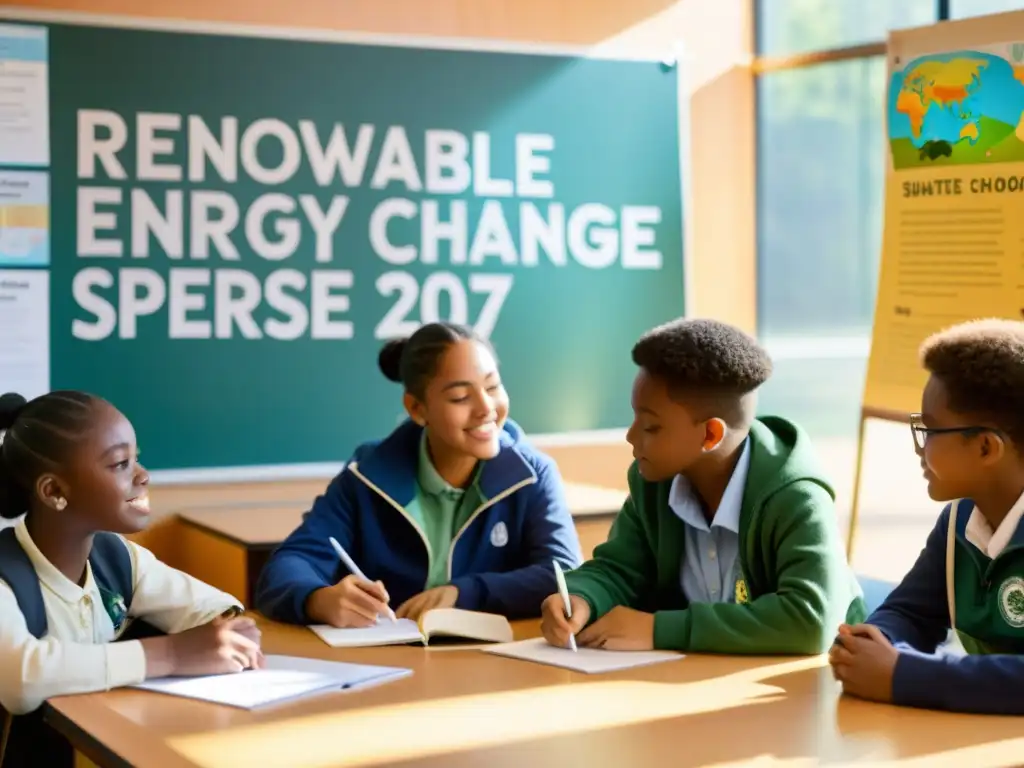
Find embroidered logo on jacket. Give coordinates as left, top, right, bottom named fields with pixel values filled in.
left=99, top=588, right=128, bottom=632
left=490, top=521, right=509, bottom=547
left=734, top=578, right=749, bottom=605
left=998, top=576, right=1024, bottom=628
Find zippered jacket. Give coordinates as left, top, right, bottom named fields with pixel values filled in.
left=565, top=416, right=866, bottom=653
left=254, top=419, right=583, bottom=623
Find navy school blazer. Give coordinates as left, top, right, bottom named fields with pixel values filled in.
left=254, top=418, right=583, bottom=623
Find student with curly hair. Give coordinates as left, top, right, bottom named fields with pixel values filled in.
left=541, top=318, right=865, bottom=654
left=830, top=319, right=1024, bottom=714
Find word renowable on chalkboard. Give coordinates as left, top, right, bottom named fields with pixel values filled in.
left=71, top=111, right=667, bottom=342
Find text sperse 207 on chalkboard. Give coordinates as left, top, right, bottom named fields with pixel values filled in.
left=71, top=111, right=667, bottom=342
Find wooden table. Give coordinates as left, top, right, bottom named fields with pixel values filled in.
left=172, top=483, right=625, bottom=605
left=45, top=618, right=1024, bottom=768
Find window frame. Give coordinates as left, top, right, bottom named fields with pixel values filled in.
left=750, top=0, right=952, bottom=338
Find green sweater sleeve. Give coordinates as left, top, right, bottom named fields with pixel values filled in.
left=653, top=480, right=851, bottom=655
left=563, top=470, right=657, bottom=620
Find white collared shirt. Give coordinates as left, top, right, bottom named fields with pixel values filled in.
left=669, top=438, right=751, bottom=603
left=964, top=489, right=1024, bottom=558
left=0, top=521, right=241, bottom=714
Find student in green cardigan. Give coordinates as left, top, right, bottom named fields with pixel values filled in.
left=540, top=318, right=865, bottom=654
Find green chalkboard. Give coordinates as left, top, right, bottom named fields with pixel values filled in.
left=6, top=14, right=684, bottom=472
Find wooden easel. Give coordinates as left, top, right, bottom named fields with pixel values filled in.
left=845, top=405, right=912, bottom=561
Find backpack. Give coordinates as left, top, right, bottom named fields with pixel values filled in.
left=0, top=528, right=163, bottom=768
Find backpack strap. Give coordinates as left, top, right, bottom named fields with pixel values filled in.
left=0, top=528, right=47, bottom=639
left=89, top=534, right=166, bottom=641
left=945, top=499, right=969, bottom=632
left=88, top=533, right=135, bottom=633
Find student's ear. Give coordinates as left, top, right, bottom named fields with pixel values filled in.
left=701, top=418, right=727, bottom=452
left=403, top=392, right=427, bottom=427
left=978, top=432, right=1006, bottom=466
left=35, top=474, right=68, bottom=512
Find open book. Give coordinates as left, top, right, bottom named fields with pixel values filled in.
left=130, top=655, right=412, bottom=709
left=310, top=608, right=514, bottom=648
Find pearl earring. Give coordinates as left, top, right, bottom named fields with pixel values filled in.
left=54, top=498, right=67, bottom=511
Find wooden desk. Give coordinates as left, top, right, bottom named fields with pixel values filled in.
left=46, top=617, right=1024, bottom=768
left=172, top=484, right=625, bottom=605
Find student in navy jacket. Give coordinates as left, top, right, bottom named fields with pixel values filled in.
left=255, top=322, right=583, bottom=627
left=829, top=319, right=1024, bottom=715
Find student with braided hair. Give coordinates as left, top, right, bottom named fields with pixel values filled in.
left=0, top=391, right=263, bottom=768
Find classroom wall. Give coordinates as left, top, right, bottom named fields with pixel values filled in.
left=12, top=0, right=756, bottom=326
left=7, top=0, right=756, bottom=556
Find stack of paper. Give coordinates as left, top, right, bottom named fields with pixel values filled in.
left=483, top=638, right=684, bottom=674
left=131, top=655, right=412, bottom=709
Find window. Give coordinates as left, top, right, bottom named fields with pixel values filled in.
left=755, top=57, right=885, bottom=437
left=754, top=0, right=1023, bottom=438
left=950, top=0, right=1024, bottom=19
left=757, top=0, right=936, bottom=57
left=757, top=57, right=885, bottom=338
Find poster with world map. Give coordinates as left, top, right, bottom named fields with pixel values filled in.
left=863, top=26, right=1024, bottom=417
left=888, top=43, right=1024, bottom=169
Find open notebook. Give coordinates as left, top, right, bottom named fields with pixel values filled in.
left=130, top=655, right=412, bottom=709
left=310, top=608, right=514, bottom=648
left=483, top=638, right=684, bottom=674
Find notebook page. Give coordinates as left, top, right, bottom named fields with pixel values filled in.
left=483, top=638, right=684, bottom=673
left=131, top=654, right=412, bottom=709
left=309, top=617, right=424, bottom=648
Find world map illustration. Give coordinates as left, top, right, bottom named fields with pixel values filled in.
left=888, top=47, right=1024, bottom=169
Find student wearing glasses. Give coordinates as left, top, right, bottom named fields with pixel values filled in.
left=829, top=319, right=1024, bottom=714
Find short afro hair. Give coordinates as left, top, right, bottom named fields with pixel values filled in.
left=920, top=318, right=1024, bottom=445
left=632, top=318, right=773, bottom=424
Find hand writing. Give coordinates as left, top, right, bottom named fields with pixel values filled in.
left=575, top=606, right=655, bottom=651
left=395, top=585, right=459, bottom=622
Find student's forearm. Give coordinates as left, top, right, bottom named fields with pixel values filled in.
left=867, top=609, right=947, bottom=653
left=255, top=555, right=333, bottom=624
left=125, top=539, right=243, bottom=633
left=893, top=652, right=1024, bottom=714
left=0, top=640, right=147, bottom=715
left=564, top=562, right=643, bottom=620
left=656, top=595, right=831, bottom=654
left=450, top=564, right=556, bottom=619
left=140, top=636, right=176, bottom=678
left=865, top=506, right=953, bottom=653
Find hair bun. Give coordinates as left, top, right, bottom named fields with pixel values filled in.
left=0, top=392, right=27, bottom=432
left=377, top=339, right=407, bottom=383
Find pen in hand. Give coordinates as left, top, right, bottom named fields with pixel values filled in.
left=329, top=536, right=397, bottom=623
left=553, top=560, right=577, bottom=652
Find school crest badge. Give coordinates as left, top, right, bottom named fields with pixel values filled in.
left=100, top=589, right=128, bottom=632
left=998, top=576, right=1024, bottom=628
left=734, top=578, right=749, bottom=605
left=490, top=521, right=509, bottom=548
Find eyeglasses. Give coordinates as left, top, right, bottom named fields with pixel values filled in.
left=909, top=412, right=1002, bottom=452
